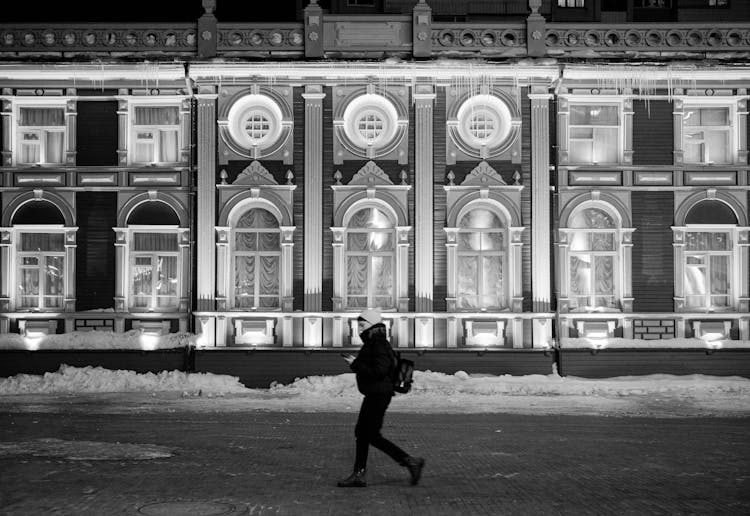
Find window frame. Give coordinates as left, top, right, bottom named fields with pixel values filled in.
left=680, top=100, right=737, bottom=165
left=14, top=102, right=68, bottom=166
left=343, top=205, right=398, bottom=310
left=567, top=101, right=623, bottom=165
left=14, top=226, right=66, bottom=311
left=129, top=102, right=183, bottom=166
left=558, top=199, right=633, bottom=314
left=128, top=229, right=181, bottom=311
left=568, top=224, right=618, bottom=310
left=230, top=208, right=283, bottom=311
left=682, top=225, right=735, bottom=311
left=455, top=208, right=508, bottom=311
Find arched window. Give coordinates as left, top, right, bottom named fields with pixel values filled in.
left=345, top=206, right=396, bottom=309
left=457, top=208, right=506, bottom=310
left=232, top=208, right=281, bottom=309
left=13, top=201, right=66, bottom=310
left=683, top=200, right=738, bottom=310
left=127, top=202, right=181, bottom=311
left=568, top=207, right=618, bottom=310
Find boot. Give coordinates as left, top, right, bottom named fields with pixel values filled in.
left=402, top=456, right=425, bottom=486
left=337, top=468, right=366, bottom=488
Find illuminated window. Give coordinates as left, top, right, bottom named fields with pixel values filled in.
left=132, top=106, right=180, bottom=164
left=568, top=207, right=618, bottom=310
left=558, top=0, right=585, bottom=6
left=17, top=107, right=65, bottom=165
left=683, top=106, right=731, bottom=164
left=17, top=232, right=65, bottom=310
left=457, top=209, right=506, bottom=310
left=345, top=207, right=395, bottom=309
left=569, top=104, right=620, bottom=164
left=682, top=200, right=739, bottom=311
left=233, top=208, right=281, bottom=309
left=130, top=233, right=179, bottom=310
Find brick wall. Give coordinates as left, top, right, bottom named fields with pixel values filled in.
left=633, top=319, right=675, bottom=340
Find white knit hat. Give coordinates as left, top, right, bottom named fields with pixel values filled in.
left=357, top=308, right=382, bottom=327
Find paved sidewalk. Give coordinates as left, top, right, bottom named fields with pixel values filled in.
left=0, top=404, right=749, bottom=515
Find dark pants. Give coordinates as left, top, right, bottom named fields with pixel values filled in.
left=354, top=393, right=408, bottom=470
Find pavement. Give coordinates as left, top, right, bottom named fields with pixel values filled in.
left=0, top=398, right=749, bottom=515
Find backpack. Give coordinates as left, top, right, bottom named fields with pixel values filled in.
left=390, top=349, right=414, bottom=394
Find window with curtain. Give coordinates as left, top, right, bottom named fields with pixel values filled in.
left=684, top=231, right=731, bottom=309
left=17, top=107, right=65, bottom=165
left=683, top=106, right=731, bottom=164
left=558, top=0, right=585, bottom=6
left=132, top=106, right=180, bottom=164
left=569, top=104, right=620, bottom=164
left=457, top=208, right=506, bottom=310
left=17, top=232, right=65, bottom=309
left=233, top=208, right=281, bottom=309
left=568, top=208, right=618, bottom=310
left=345, top=207, right=395, bottom=309
left=130, top=232, right=179, bottom=310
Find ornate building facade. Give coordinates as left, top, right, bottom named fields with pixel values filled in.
left=0, top=1, right=748, bottom=364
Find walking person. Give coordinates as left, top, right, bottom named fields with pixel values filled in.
left=337, top=308, right=425, bottom=488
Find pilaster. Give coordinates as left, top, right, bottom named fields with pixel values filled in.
left=65, top=99, right=77, bottom=165
left=116, top=95, right=128, bottom=166
left=303, top=86, right=325, bottom=312
left=196, top=90, right=218, bottom=312
left=2, top=98, right=12, bottom=166
left=529, top=91, right=552, bottom=313
left=64, top=228, right=77, bottom=312
left=113, top=228, right=127, bottom=312
left=414, top=85, right=435, bottom=314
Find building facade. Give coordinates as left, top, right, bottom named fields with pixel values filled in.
left=0, top=0, right=748, bottom=357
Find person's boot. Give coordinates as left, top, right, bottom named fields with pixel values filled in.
left=402, top=456, right=425, bottom=485
left=337, top=468, right=366, bottom=487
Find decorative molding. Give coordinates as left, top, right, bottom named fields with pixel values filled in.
left=460, top=161, right=507, bottom=186
left=232, top=160, right=278, bottom=186
left=348, top=161, right=394, bottom=186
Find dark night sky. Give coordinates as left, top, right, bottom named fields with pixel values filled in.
left=0, top=1, right=301, bottom=22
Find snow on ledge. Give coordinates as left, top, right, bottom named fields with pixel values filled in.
left=0, top=330, right=197, bottom=351
left=560, top=337, right=750, bottom=350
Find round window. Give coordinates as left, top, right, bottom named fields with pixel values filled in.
left=227, top=94, right=283, bottom=150
left=343, top=94, right=398, bottom=150
left=457, top=94, right=512, bottom=149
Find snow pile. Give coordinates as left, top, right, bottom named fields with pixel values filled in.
left=0, top=330, right=196, bottom=350
left=269, top=369, right=750, bottom=399
left=0, top=364, right=247, bottom=395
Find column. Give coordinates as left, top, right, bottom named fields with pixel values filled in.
left=178, top=228, right=190, bottom=332
left=280, top=226, right=295, bottom=312
left=302, top=86, right=325, bottom=312
left=529, top=90, right=552, bottom=314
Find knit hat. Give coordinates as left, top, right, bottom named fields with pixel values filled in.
left=357, top=308, right=382, bottom=327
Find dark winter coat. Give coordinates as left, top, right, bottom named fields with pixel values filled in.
left=349, top=323, right=395, bottom=396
